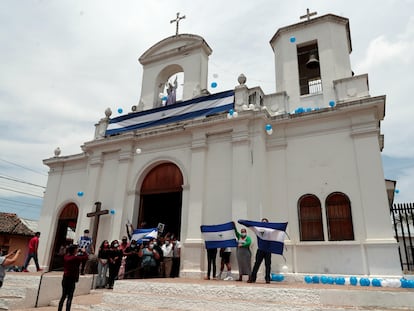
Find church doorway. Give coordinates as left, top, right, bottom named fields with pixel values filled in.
left=139, top=163, right=183, bottom=238
left=49, top=203, right=78, bottom=271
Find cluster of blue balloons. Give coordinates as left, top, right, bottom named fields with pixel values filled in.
left=293, top=107, right=320, bottom=114
left=270, top=273, right=285, bottom=282
left=304, top=275, right=345, bottom=285
left=265, top=124, right=273, bottom=135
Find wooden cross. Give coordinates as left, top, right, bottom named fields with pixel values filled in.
left=170, top=12, right=186, bottom=36
left=87, top=201, right=108, bottom=251
left=300, top=8, right=317, bottom=21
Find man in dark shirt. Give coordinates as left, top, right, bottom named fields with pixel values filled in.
left=58, top=245, right=88, bottom=311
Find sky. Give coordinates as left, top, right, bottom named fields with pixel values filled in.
left=1, top=0, right=413, bottom=220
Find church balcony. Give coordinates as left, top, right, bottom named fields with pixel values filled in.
left=333, top=74, right=370, bottom=103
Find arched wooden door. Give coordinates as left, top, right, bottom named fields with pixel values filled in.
left=49, top=203, right=78, bottom=270
left=139, top=163, right=183, bottom=238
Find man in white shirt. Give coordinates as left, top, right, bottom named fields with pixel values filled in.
left=161, top=238, right=174, bottom=277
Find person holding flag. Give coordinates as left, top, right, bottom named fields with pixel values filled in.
left=200, top=221, right=238, bottom=280
left=238, top=218, right=288, bottom=284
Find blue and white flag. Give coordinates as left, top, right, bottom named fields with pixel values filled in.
left=131, top=228, right=158, bottom=242
left=238, top=220, right=288, bottom=255
left=106, top=90, right=234, bottom=136
left=200, top=221, right=238, bottom=249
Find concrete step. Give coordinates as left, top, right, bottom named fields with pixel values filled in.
left=89, top=279, right=414, bottom=311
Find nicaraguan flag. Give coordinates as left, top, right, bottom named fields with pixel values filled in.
left=105, top=90, right=234, bottom=136
left=131, top=228, right=158, bottom=242
left=200, top=221, right=238, bottom=249
left=238, top=220, right=288, bottom=255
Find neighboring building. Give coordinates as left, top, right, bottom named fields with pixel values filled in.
left=0, top=212, right=35, bottom=267
left=37, top=12, right=401, bottom=277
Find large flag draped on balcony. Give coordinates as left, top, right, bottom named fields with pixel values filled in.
left=105, top=90, right=234, bottom=136
left=238, top=220, right=288, bottom=255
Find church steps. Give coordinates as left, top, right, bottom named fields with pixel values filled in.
left=0, top=274, right=40, bottom=310
left=89, top=279, right=414, bottom=311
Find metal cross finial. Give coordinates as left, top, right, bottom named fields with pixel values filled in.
left=300, top=8, right=317, bottom=21
left=170, top=12, right=186, bottom=36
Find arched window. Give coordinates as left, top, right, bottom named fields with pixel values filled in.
left=326, top=192, right=354, bottom=241
left=298, top=194, right=324, bottom=241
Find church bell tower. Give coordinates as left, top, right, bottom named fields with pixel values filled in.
left=270, top=11, right=355, bottom=112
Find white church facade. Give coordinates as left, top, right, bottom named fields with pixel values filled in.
left=37, top=12, right=402, bottom=277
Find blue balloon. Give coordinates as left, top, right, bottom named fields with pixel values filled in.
left=304, top=276, right=312, bottom=284
left=395, top=189, right=400, bottom=194
left=110, top=209, right=115, bottom=215
left=312, top=276, right=320, bottom=284
left=306, top=107, right=312, bottom=112
left=211, top=82, right=217, bottom=88
left=296, top=107, right=305, bottom=114
left=329, top=100, right=335, bottom=107
left=290, top=36, right=296, bottom=43
left=350, top=276, right=358, bottom=286
left=321, top=275, right=328, bottom=284
left=162, top=96, right=168, bottom=101
left=360, top=278, right=370, bottom=286
left=265, top=124, right=272, bottom=131
left=335, top=277, right=345, bottom=285
left=372, top=279, right=382, bottom=287
left=117, top=108, right=123, bottom=114
left=229, top=109, right=234, bottom=116
left=77, top=191, right=84, bottom=197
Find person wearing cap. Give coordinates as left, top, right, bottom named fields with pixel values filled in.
left=77, top=229, right=94, bottom=275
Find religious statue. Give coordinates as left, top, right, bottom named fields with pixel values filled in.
left=166, top=76, right=178, bottom=106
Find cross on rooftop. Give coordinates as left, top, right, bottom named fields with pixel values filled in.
left=87, top=201, right=109, bottom=251
left=300, top=8, right=317, bottom=21
left=170, top=12, right=186, bottom=36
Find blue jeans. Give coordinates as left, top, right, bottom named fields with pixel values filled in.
left=23, top=252, right=40, bottom=270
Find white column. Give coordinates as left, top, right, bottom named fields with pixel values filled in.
left=181, top=131, right=207, bottom=277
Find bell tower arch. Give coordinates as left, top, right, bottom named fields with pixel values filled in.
left=138, top=34, right=212, bottom=111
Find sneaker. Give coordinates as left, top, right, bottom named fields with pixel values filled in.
left=224, top=276, right=233, bottom=281
left=37, top=269, right=43, bottom=272
left=247, top=279, right=255, bottom=283
left=22, top=269, right=29, bottom=272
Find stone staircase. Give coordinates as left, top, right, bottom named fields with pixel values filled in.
left=0, top=274, right=40, bottom=310
left=88, top=278, right=414, bottom=311
left=0, top=272, right=93, bottom=310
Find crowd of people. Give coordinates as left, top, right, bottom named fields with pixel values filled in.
left=94, top=233, right=181, bottom=289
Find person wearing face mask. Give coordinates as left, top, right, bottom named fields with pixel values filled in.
left=234, top=224, right=252, bottom=282
left=96, top=240, right=110, bottom=288
left=138, top=241, right=160, bottom=278
left=107, top=240, right=122, bottom=289
left=161, top=238, right=174, bottom=277
left=124, top=240, right=140, bottom=279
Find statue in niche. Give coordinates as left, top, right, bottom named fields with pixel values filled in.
left=165, top=76, right=178, bottom=106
